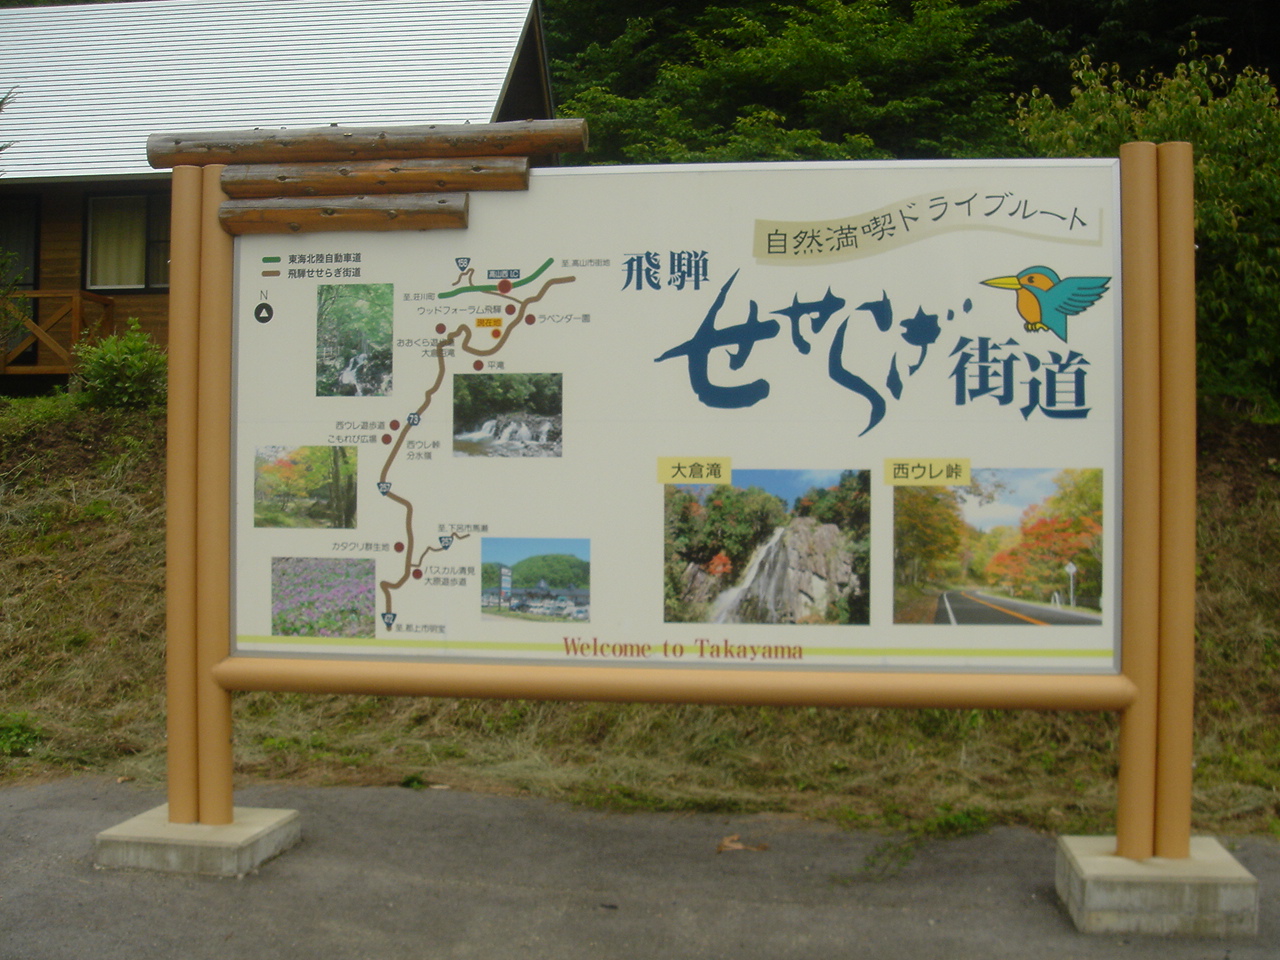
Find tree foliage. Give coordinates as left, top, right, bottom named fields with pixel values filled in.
left=543, top=0, right=1279, bottom=157
left=511, top=553, right=590, bottom=590
left=452, top=372, right=562, bottom=431
left=893, top=485, right=964, bottom=586
left=315, top=284, right=394, bottom=397
left=552, top=0, right=1022, bottom=163
left=793, top=469, right=871, bottom=537
left=1017, top=48, right=1280, bottom=408
left=983, top=469, right=1103, bottom=605
left=664, top=483, right=788, bottom=576
left=984, top=0, right=1275, bottom=105
left=254, top=445, right=358, bottom=529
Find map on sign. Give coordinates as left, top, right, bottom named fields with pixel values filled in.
left=232, top=160, right=1122, bottom=673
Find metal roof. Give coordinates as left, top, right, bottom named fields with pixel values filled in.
left=0, top=0, right=543, bottom=182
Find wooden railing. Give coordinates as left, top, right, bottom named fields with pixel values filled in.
left=2, top=290, right=115, bottom=375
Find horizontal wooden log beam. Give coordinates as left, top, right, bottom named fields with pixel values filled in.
left=150, top=119, right=588, bottom=168
left=220, top=157, right=529, bottom=199
left=218, top=194, right=468, bottom=235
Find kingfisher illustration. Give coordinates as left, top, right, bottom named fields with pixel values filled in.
left=980, top=266, right=1110, bottom=343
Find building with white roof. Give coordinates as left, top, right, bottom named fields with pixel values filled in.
left=0, top=0, right=552, bottom=376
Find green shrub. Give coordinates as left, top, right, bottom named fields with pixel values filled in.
left=0, top=712, right=44, bottom=758
left=72, top=319, right=167, bottom=410
left=1017, top=45, right=1280, bottom=413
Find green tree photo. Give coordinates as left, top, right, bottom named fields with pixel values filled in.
left=511, top=553, right=590, bottom=589
left=253, top=445, right=358, bottom=529
left=315, top=284, right=394, bottom=397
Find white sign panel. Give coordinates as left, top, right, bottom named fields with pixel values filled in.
left=232, top=160, right=1121, bottom=673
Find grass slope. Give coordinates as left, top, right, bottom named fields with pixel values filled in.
left=1, top=394, right=1277, bottom=837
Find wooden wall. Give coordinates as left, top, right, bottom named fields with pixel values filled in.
left=1, top=181, right=171, bottom=346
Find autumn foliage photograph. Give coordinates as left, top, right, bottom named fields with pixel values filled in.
left=253, top=444, right=359, bottom=529
left=893, top=468, right=1103, bottom=624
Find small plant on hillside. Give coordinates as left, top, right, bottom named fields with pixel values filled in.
left=0, top=712, right=45, bottom=758
left=72, top=318, right=167, bottom=410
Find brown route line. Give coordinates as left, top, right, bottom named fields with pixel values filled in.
left=377, top=273, right=577, bottom=616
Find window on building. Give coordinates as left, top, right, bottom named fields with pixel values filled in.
left=0, top=194, right=38, bottom=291
left=1, top=194, right=39, bottom=364
left=85, top=194, right=170, bottom=290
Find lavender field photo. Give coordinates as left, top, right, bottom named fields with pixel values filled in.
left=271, top=557, right=377, bottom=638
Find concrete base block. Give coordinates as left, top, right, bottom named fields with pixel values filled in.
left=1056, top=835, right=1258, bottom=936
left=95, top=804, right=301, bottom=877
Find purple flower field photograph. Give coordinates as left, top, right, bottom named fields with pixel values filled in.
left=271, top=557, right=377, bottom=638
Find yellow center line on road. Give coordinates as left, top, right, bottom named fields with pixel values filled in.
left=960, top=591, right=1049, bottom=625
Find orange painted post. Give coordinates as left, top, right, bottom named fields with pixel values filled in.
left=165, top=166, right=204, bottom=823
left=1114, top=142, right=1162, bottom=860
left=196, top=164, right=235, bottom=825
left=212, top=657, right=1137, bottom=712
left=1154, top=142, right=1197, bottom=859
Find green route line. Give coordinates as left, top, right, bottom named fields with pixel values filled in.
left=437, top=257, right=555, bottom=299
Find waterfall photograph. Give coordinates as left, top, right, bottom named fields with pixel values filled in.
left=314, top=283, right=394, bottom=397
left=663, top=469, right=871, bottom=625
left=453, top=372, right=563, bottom=457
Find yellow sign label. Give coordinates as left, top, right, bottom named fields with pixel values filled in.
left=883, top=458, right=971, bottom=486
left=657, top=457, right=732, bottom=485
left=476, top=316, right=502, bottom=328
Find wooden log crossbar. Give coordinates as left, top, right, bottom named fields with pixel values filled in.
left=149, top=119, right=587, bottom=236
left=220, top=157, right=530, bottom=198
left=219, top=193, right=468, bottom=235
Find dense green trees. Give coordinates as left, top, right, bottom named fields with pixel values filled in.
left=551, top=0, right=1021, bottom=162
left=1018, top=49, right=1280, bottom=409
left=452, top=372, right=562, bottom=432
left=314, top=284, right=394, bottom=397
left=482, top=554, right=590, bottom=590
left=511, top=553, right=590, bottom=589
left=544, top=1, right=1280, bottom=409
left=545, top=0, right=1277, bottom=162
left=793, top=469, right=871, bottom=537
left=664, top=483, right=788, bottom=577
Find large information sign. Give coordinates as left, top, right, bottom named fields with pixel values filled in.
left=232, top=160, right=1121, bottom=674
